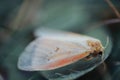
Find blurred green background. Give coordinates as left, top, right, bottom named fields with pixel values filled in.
left=0, top=0, right=120, bottom=80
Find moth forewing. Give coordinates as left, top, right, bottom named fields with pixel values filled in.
left=18, top=30, right=104, bottom=71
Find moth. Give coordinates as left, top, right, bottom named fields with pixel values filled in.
left=18, top=28, right=104, bottom=71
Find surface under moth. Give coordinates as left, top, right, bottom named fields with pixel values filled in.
left=18, top=30, right=104, bottom=71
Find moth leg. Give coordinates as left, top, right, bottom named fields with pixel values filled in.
left=55, top=73, right=66, bottom=78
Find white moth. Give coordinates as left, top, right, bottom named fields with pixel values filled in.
left=18, top=28, right=104, bottom=71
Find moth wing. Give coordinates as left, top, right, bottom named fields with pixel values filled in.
left=34, top=27, right=100, bottom=48
left=18, top=36, right=92, bottom=71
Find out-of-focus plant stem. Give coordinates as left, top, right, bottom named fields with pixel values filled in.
left=105, top=0, right=120, bottom=18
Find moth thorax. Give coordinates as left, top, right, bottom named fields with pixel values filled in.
left=85, top=40, right=104, bottom=60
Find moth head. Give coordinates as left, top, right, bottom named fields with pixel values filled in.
left=85, top=40, right=104, bottom=60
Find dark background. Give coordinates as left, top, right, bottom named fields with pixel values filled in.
left=0, top=0, right=120, bottom=80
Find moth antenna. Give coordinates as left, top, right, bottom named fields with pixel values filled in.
left=104, top=36, right=110, bottom=49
